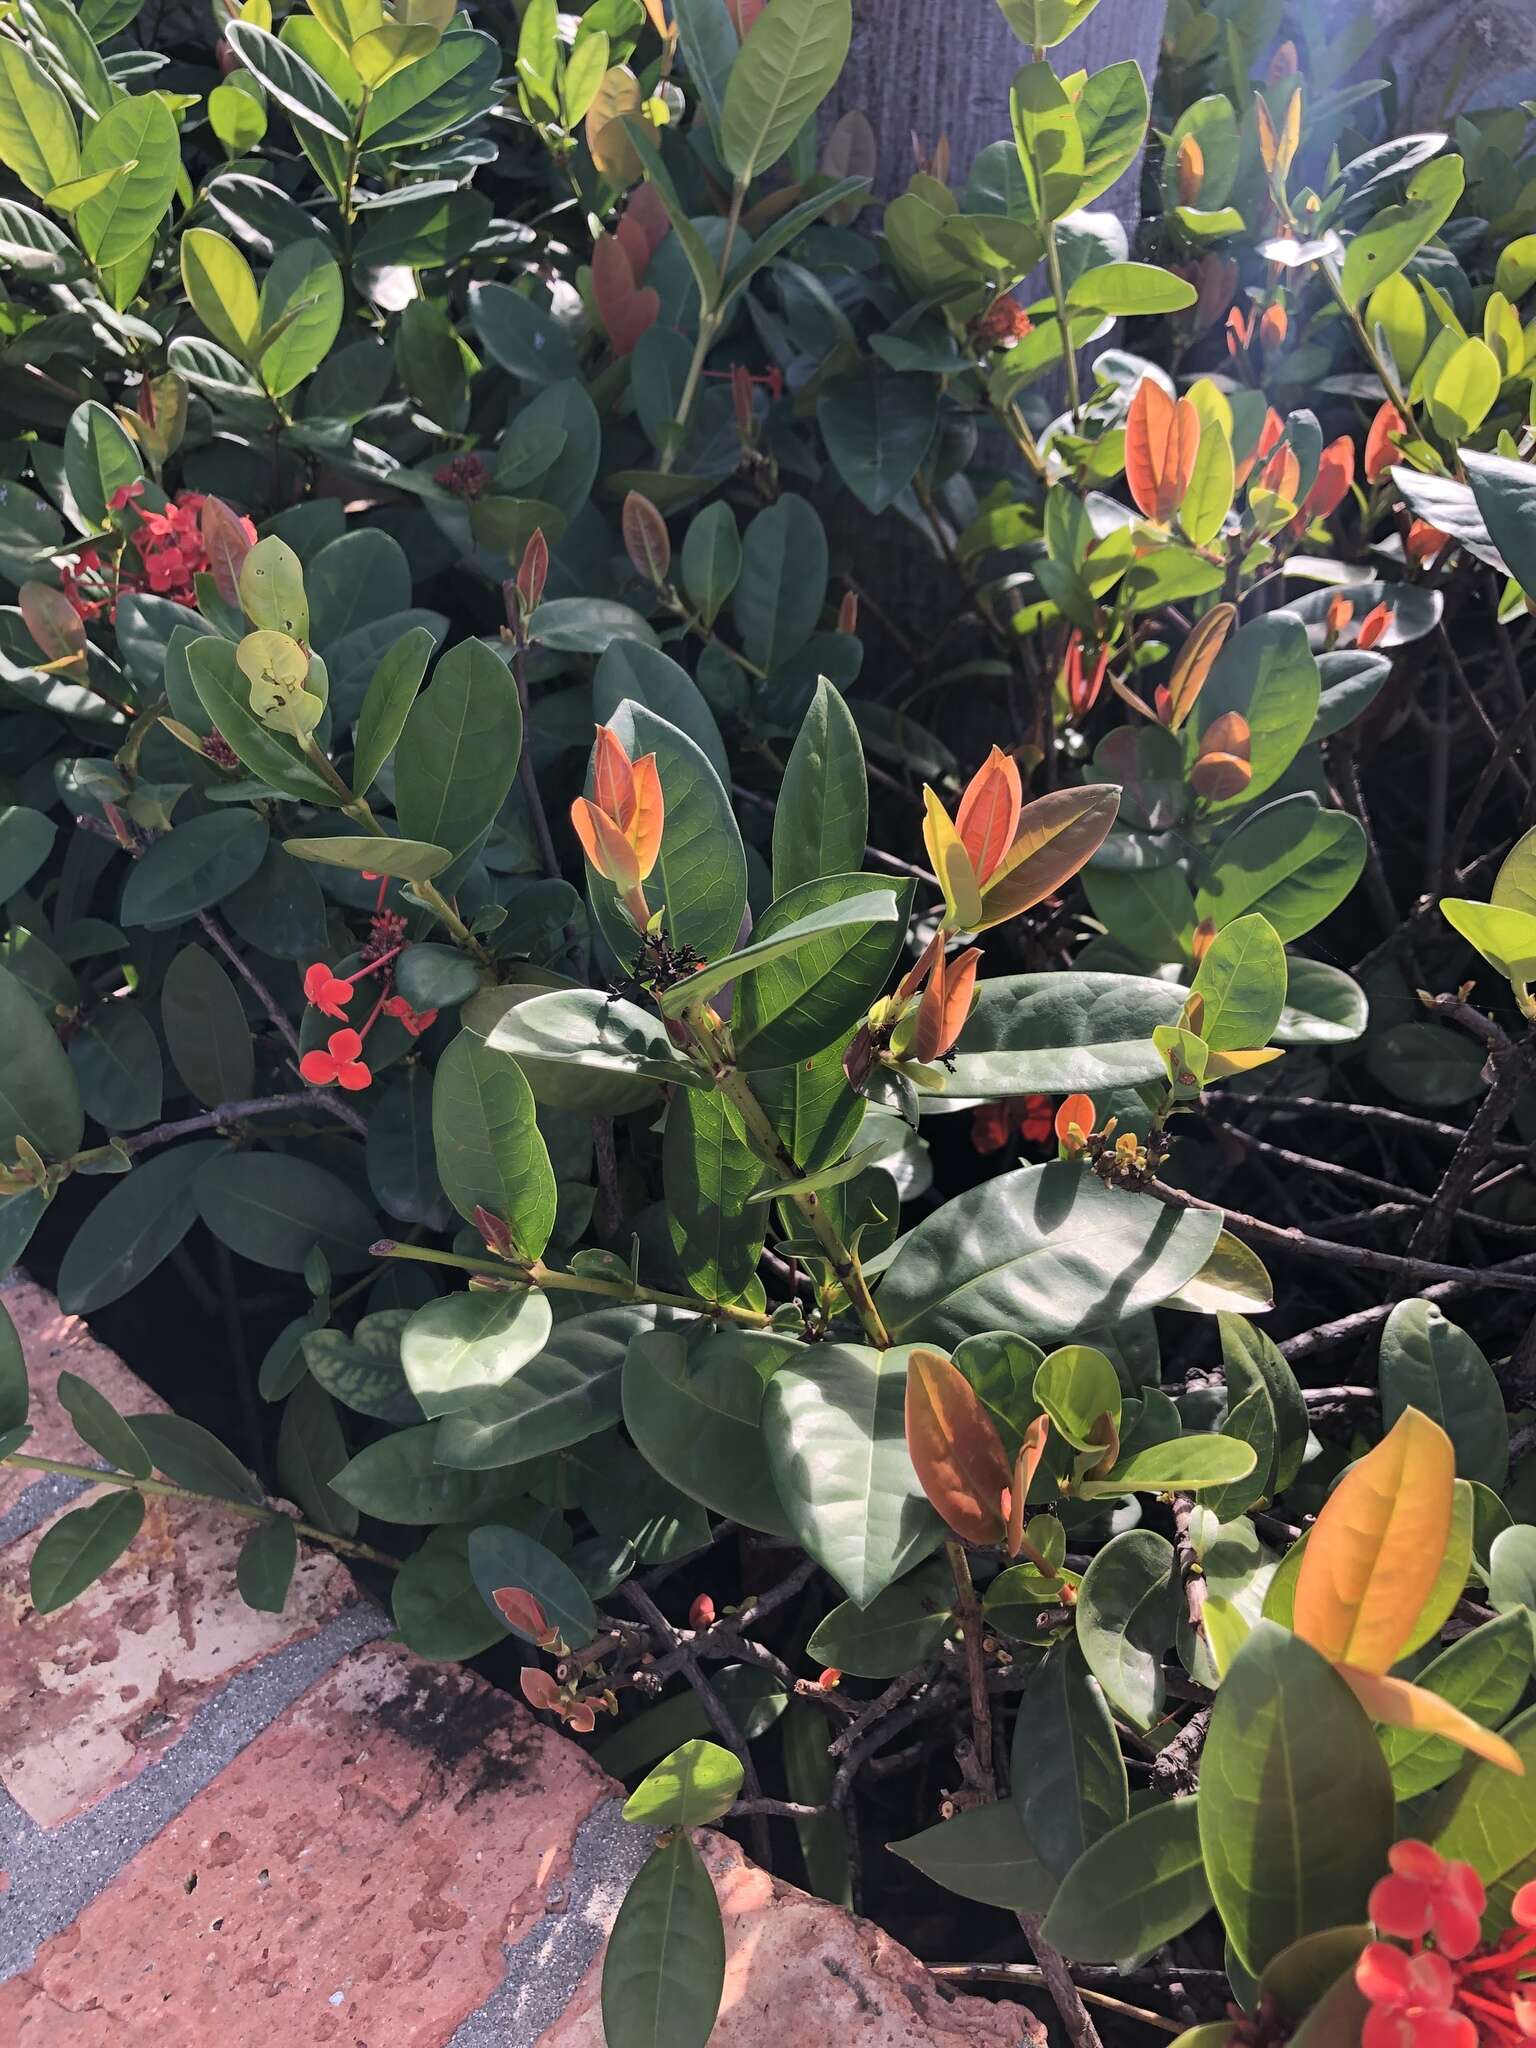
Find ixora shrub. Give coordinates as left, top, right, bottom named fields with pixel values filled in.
left=3, top=0, right=1536, bottom=2035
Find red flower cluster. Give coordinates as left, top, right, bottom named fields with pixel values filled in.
left=972, top=1093, right=1056, bottom=1154
left=972, top=294, right=1035, bottom=352
left=434, top=454, right=490, bottom=500
left=61, top=484, right=254, bottom=624
left=297, top=874, right=439, bottom=1092
left=1358, top=1841, right=1536, bottom=2048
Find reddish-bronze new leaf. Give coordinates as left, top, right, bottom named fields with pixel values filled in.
left=1006, top=1415, right=1053, bottom=1561
left=905, top=1347, right=1011, bottom=1545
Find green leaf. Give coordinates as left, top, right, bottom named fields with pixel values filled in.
left=392, top=1525, right=511, bottom=1661
left=1379, top=1300, right=1508, bottom=1491
left=1440, top=899, right=1536, bottom=980
left=732, top=494, right=827, bottom=672
left=601, top=1834, right=725, bottom=2048
left=0, top=38, right=79, bottom=199
left=622, top=1326, right=794, bottom=1537
left=257, top=239, right=344, bottom=396
left=359, top=28, right=500, bottom=150
left=57, top=1370, right=151, bottom=1478
left=657, top=885, right=899, bottom=1018
left=592, top=702, right=747, bottom=967
left=240, top=535, right=309, bottom=638
left=439, top=1304, right=654, bottom=1468
left=817, top=366, right=938, bottom=515
left=889, top=1800, right=1057, bottom=1910
left=180, top=227, right=260, bottom=361
left=1194, top=798, right=1367, bottom=942
left=0, top=1298, right=25, bottom=1434
left=399, top=1287, right=554, bottom=1420
left=773, top=678, right=868, bottom=897
left=0, top=959, right=83, bottom=1161
left=662, top=1085, right=766, bottom=1305
left=594, top=641, right=730, bottom=790
left=285, top=835, right=452, bottom=883
left=1221, top=1311, right=1308, bottom=1497
left=330, top=1421, right=515, bottom=1525
left=226, top=21, right=352, bottom=142
left=75, top=93, right=179, bottom=268
left=1189, top=915, right=1287, bottom=1052
left=1198, top=1621, right=1393, bottom=1975
left=1010, top=59, right=1085, bottom=224
left=1489, top=1525, right=1536, bottom=1615
left=487, top=989, right=704, bottom=1114
left=237, top=1515, right=298, bottom=1613
left=467, top=1522, right=597, bottom=1646
left=194, top=1150, right=377, bottom=1272
left=56, top=1142, right=224, bottom=1314
left=997, top=0, right=1103, bottom=48
left=1012, top=1637, right=1128, bottom=1879
left=277, top=1375, right=356, bottom=1536
left=303, top=1312, right=423, bottom=1425
left=122, top=812, right=271, bottom=926
left=1195, top=614, right=1320, bottom=813
left=718, top=0, right=851, bottom=184
left=879, top=1161, right=1222, bottom=1350
left=1034, top=1343, right=1121, bottom=1451
left=30, top=1490, right=144, bottom=1614
left=1275, top=959, right=1369, bottom=1045
left=64, top=399, right=143, bottom=531
left=69, top=1003, right=163, bottom=1132
left=1381, top=1612, right=1533, bottom=1799
left=470, top=278, right=582, bottom=384
left=1042, top=1799, right=1211, bottom=1962
left=1079, top=1435, right=1257, bottom=1499
left=762, top=1341, right=944, bottom=1605
left=672, top=0, right=738, bottom=137
left=394, top=639, right=522, bottom=863
left=1464, top=450, right=1536, bottom=600
left=807, top=1557, right=954, bottom=1678
left=1339, top=153, right=1464, bottom=307
left=432, top=1031, right=556, bottom=1256
left=130, top=1412, right=264, bottom=1502
left=681, top=501, right=742, bottom=628
left=187, top=638, right=344, bottom=806
left=1426, top=1702, right=1536, bottom=1924
left=1068, top=261, right=1195, bottom=314
left=732, top=874, right=911, bottom=1072
left=0, top=806, right=56, bottom=901
left=1075, top=1529, right=1178, bottom=1726
left=161, top=944, right=254, bottom=1108
left=1073, top=59, right=1150, bottom=207
left=942, top=970, right=1184, bottom=1097
left=623, top=1740, right=744, bottom=1826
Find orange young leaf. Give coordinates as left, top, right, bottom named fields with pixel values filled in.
left=1163, top=602, right=1236, bottom=732
left=1365, top=403, right=1406, bottom=485
left=1055, top=1094, right=1095, bottom=1150
left=1293, top=1407, right=1455, bottom=1676
left=1335, top=1665, right=1524, bottom=1775
left=922, top=787, right=985, bottom=930
left=1007, top=1415, right=1052, bottom=1559
left=494, top=1585, right=555, bottom=1644
left=972, top=784, right=1121, bottom=930
left=1176, top=133, right=1204, bottom=205
left=1125, top=377, right=1201, bottom=523
left=905, top=1347, right=1012, bottom=1545
left=955, top=745, right=1022, bottom=884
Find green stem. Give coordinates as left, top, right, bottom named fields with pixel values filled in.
left=1042, top=218, right=1082, bottom=421
left=1, top=1452, right=400, bottom=1568
left=1318, top=255, right=1419, bottom=435
left=684, top=1006, right=892, bottom=1348
left=658, top=181, right=746, bottom=477
left=375, top=1240, right=775, bottom=1327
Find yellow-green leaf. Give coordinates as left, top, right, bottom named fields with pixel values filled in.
left=181, top=227, right=261, bottom=360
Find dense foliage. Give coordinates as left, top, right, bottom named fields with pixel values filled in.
left=4, top=0, right=1536, bottom=2037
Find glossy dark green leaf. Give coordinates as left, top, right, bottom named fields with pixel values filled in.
left=1464, top=450, right=1536, bottom=599
left=236, top=1515, right=298, bottom=1613
left=1042, top=1799, right=1210, bottom=1962
left=392, top=1524, right=511, bottom=1661
left=0, top=805, right=55, bottom=899
left=121, top=812, right=270, bottom=927
left=593, top=641, right=730, bottom=791
left=601, top=1834, right=725, bottom=2048
left=732, top=873, right=911, bottom=1071
left=890, top=1799, right=1057, bottom=1911
left=763, top=1341, right=944, bottom=1606
left=56, top=1369, right=150, bottom=1477
left=360, top=28, right=500, bottom=150
left=1381, top=1612, right=1533, bottom=1799
left=807, top=1556, right=954, bottom=1677
left=331, top=1421, right=517, bottom=1525
left=194, top=1150, right=377, bottom=1272
left=878, top=1161, right=1222, bottom=1350
left=1194, top=798, right=1366, bottom=942
left=1194, top=614, right=1320, bottom=811
left=772, top=678, right=868, bottom=898
left=277, top=1375, right=357, bottom=1536
left=1075, top=1529, right=1179, bottom=1728
left=1379, top=1299, right=1508, bottom=1490
left=662, top=1083, right=765, bottom=1305
left=394, top=638, right=522, bottom=862
left=161, top=944, right=254, bottom=1109
left=732, top=494, right=827, bottom=673
left=622, top=1326, right=795, bottom=1536
left=364, top=1066, right=450, bottom=1227
left=30, top=1489, right=144, bottom=1613
left=69, top=1002, right=163, bottom=1130
left=0, top=959, right=83, bottom=1159
left=1427, top=1703, right=1536, bottom=1923
left=1199, top=1622, right=1392, bottom=1974
left=467, top=1521, right=596, bottom=1646
left=431, top=1030, right=556, bottom=1256
left=1220, top=1313, right=1308, bottom=1497
left=718, top=0, right=851, bottom=182
left=817, top=367, right=938, bottom=514
left=0, top=1298, right=25, bottom=1433
left=487, top=989, right=703, bottom=1114
left=129, top=1412, right=264, bottom=1503
left=1012, top=1638, right=1129, bottom=1879
left=56, top=1142, right=225, bottom=1314
left=942, top=971, right=1184, bottom=1098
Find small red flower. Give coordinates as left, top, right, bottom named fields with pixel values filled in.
left=972, top=294, right=1034, bottom=351
left=1358, top=1945, right=1471, bottom=2048
left=383, top=994, right=438, bottom=1038
left=303, top=962, right=354, bottom=1020
left=434, top=454, right=490, bottom=500
left=299, top=1029, right=371, bottom=1091
left=1371, top=1841, right=1485, bottom=1960
left=689, top=1594, right=716, bottom=1629
left=817, top=1667, right=842, bottom=1689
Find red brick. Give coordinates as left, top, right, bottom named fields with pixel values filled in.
left=0, top=1641, right=613, bottom=2047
